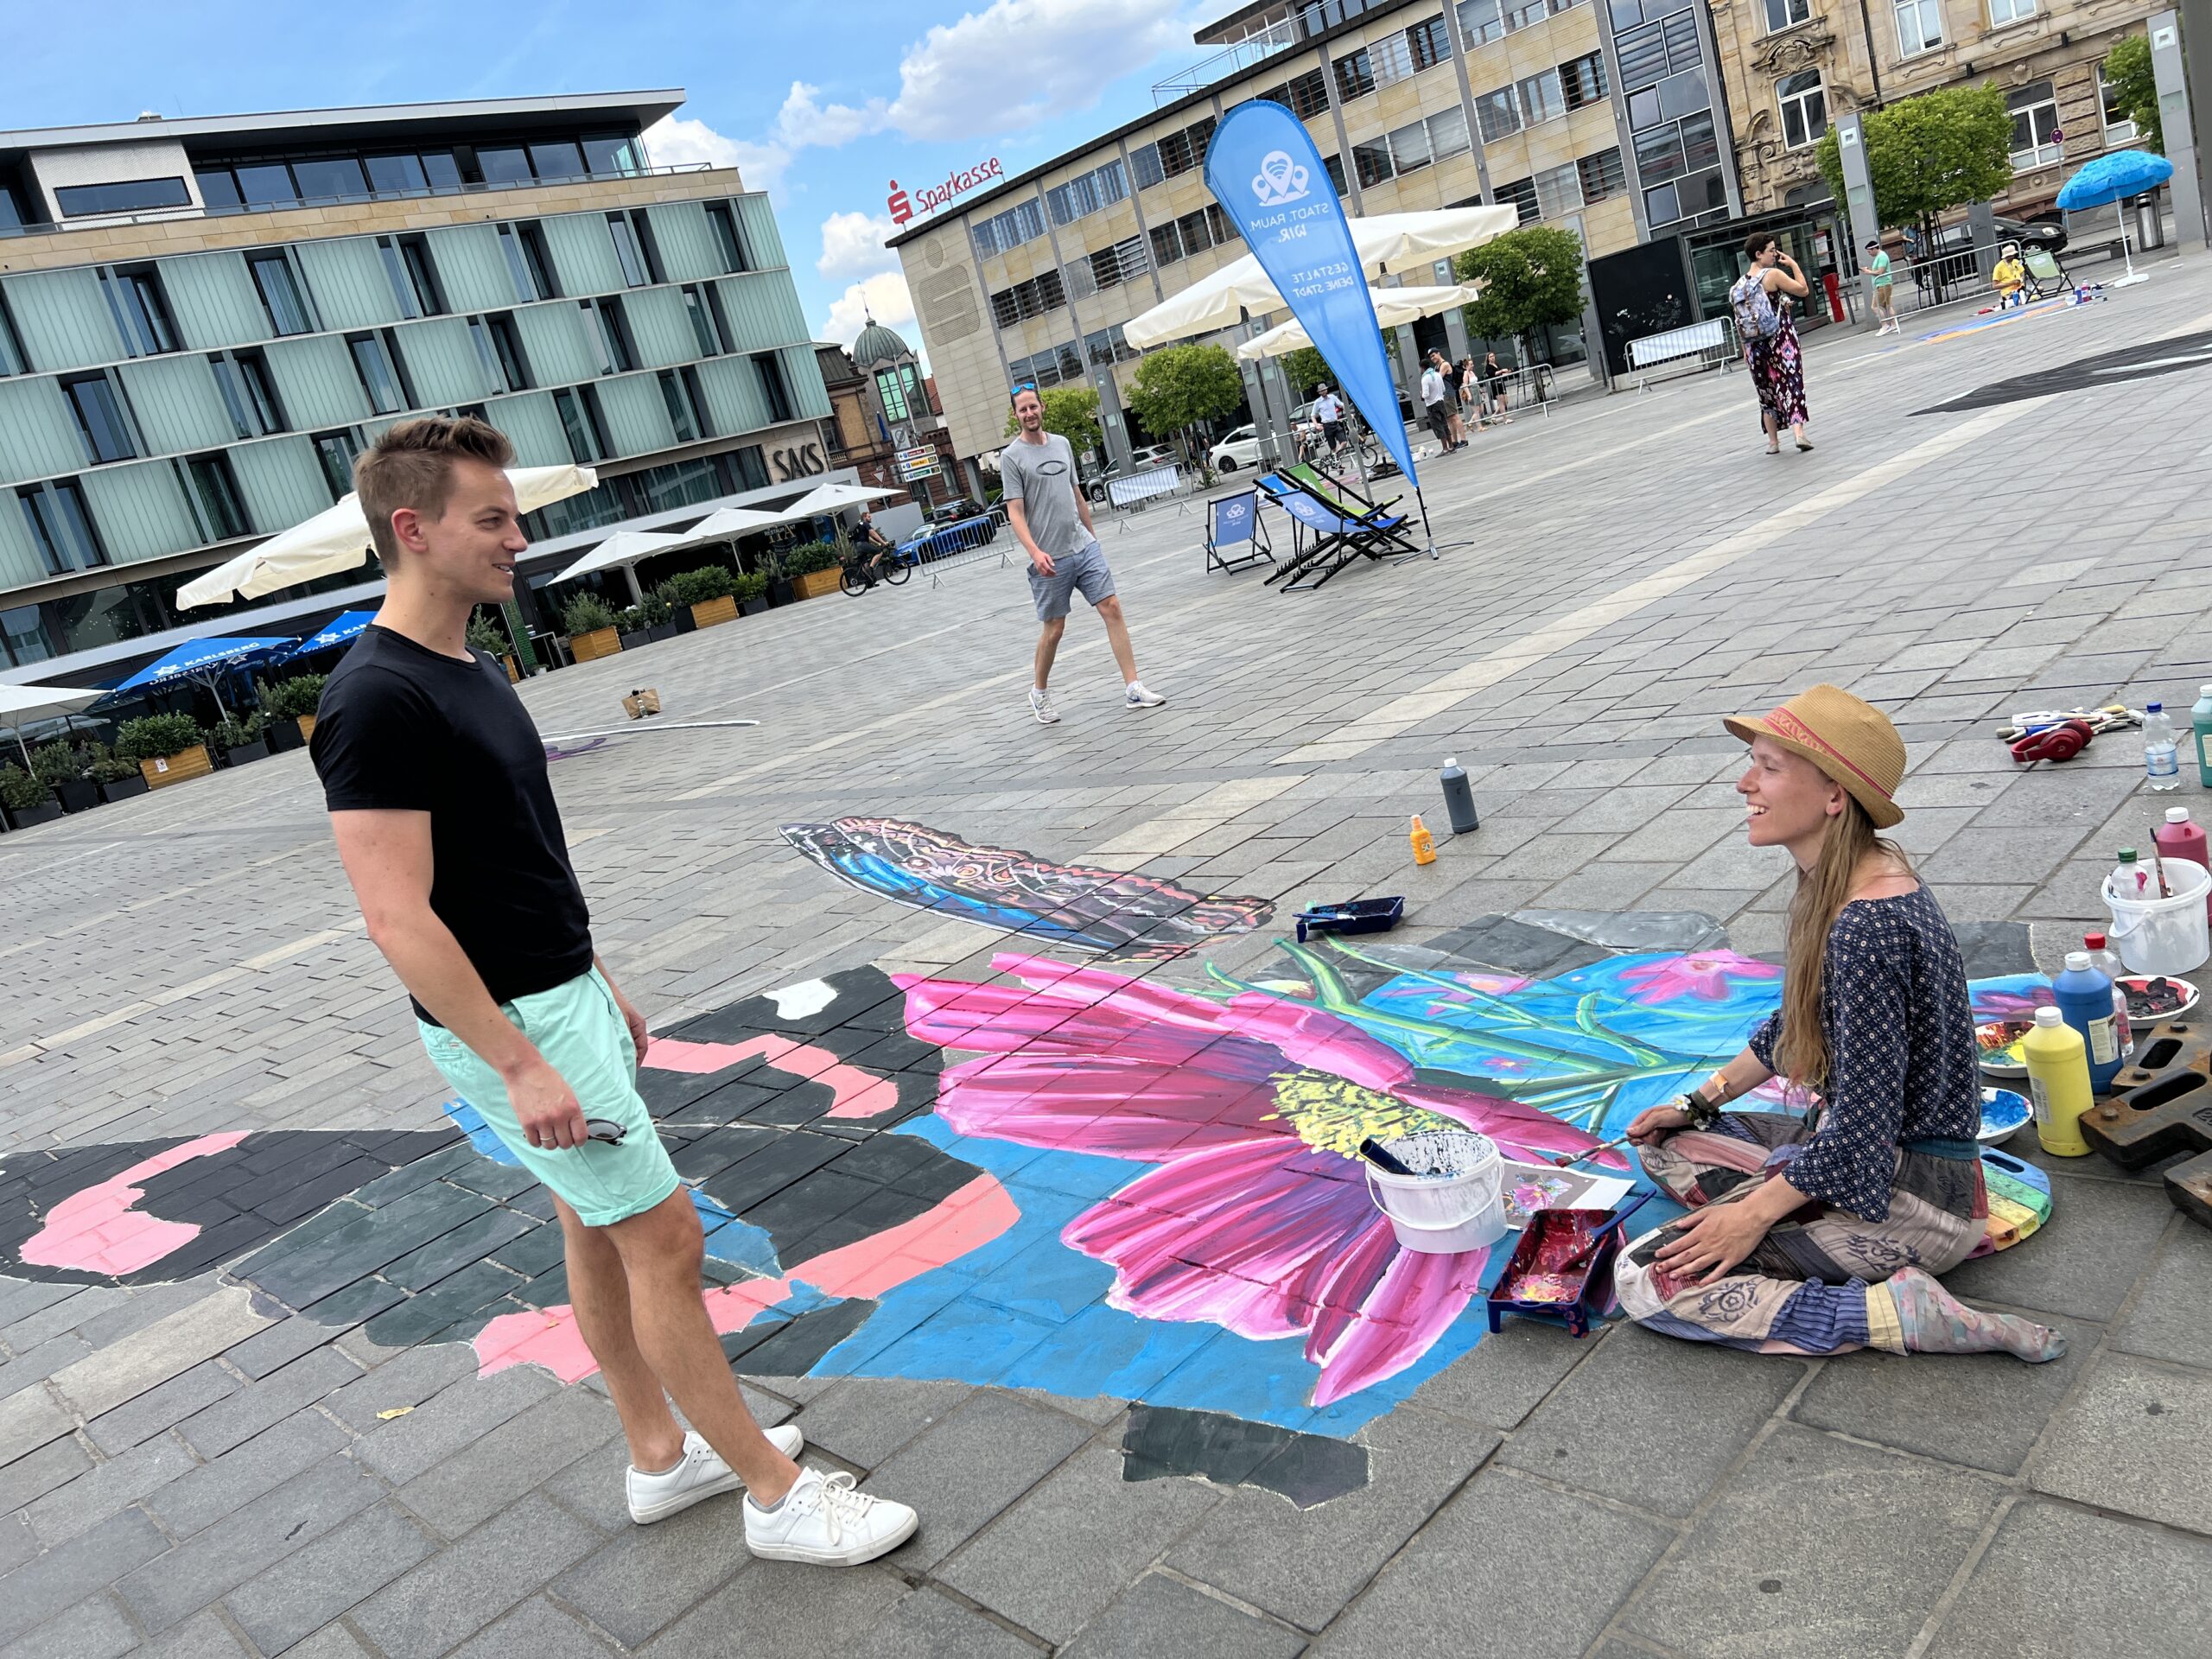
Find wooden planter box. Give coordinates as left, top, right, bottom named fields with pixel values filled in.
left=99, top=774, right=149, bottom=803
left=296, top=713, right=318, bottom=743
left=142, top=744, right=213, bottom=790
left=501, top=655, right=521, bottom=683
left=569, top=626, right=622, bottom=662
left=791, top=568, right=842, bottom=601
left=690, top=594, right=739, bottom=629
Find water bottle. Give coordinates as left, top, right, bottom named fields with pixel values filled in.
left=2144, top=702, right=2181, bottom=790
left=2192, top=683, right=2212, bottom=787
left=2021, top=1007, right=2094, bottom=1157
left=2113, top=848, right=2148, bottom=899
left=2052, top=949, right=2123, bottom=1092
left=2083, top=931, right=2133, bottom=1058
left=1440, top=757, right=1479, bottom=835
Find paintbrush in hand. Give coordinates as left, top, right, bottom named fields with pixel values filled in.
left=1551, top=1132, right=1633, bottom=1169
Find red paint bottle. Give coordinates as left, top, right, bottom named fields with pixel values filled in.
left=2155, top=806, right=2211, bottom=923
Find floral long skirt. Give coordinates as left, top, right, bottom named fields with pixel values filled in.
left=1745, top=316, right=1808, bottom=429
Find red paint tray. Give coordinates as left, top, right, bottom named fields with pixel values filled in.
left=1484, top=1201, right=1643, bottom=1339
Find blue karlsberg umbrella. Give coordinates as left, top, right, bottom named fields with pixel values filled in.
left=104, top=634, right=296, bottom=714
left=2056, top=149, right=2175, bottom=287
left=283, top=609, right=378, bottom=659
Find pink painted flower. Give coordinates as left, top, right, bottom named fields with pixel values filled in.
left=898, top=953, right=1618, bottom=1407
left=1616, top=950, right=1781, bottom=1004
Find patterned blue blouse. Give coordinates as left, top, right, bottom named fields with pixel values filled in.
left=1743, top=887, right=1980, bottom=1220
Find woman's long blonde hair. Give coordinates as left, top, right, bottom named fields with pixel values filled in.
left=1775, top=795, right=1913, bottom=1091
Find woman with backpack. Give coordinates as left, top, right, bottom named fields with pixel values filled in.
left=1732, top=233, right=1813, bottom=454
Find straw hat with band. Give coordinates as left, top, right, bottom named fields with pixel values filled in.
left=1723, top=683, right=1906, bottom=830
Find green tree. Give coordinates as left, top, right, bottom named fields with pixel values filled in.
left=1813, top=81, right=2012, bottom=235
left=2102, top=34, right=2163, bottom=155
left=1452, top=226, right=1586, bottom=358
left=1002, top=385, right=1102, bottom=456
left=1280, top=345, right=1344, bottom=399
left=1124, top=342, right=1245, bottom=461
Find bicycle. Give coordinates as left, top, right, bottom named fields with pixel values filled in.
left=840, top=538, right=912, bottom=597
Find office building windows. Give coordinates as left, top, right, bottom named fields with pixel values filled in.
left=607, top=211, right=656, bottom=285
left=582, top=134, right=641, bottom=175
left=1430, top=105, right=1472, bottom=160
left=348, top=331, right=408, bottom=415
left=988, top=270, right=1067, bottom=329
left=1084, top=323, right=1137, bottom=367
left=681, top=283, right=728, bottom=356
left=1778, top=71, right=1827, bottom=149
left=2101, top=65, right=2139, bottom=143
left=1155, top=117, right=1216, bottom=180
left=702, top=201, right=751, bottom=272
left=1494, top=177, right=1541, bottom=224
left=1252, top=67, right=1331, bottom=119
left=1576, top=147, right=1627, bottom=202
left=1990, top=0, right=2036, bottom=20
left=0, top=290, right=25, bottom=377
left=1129, top=143, right=1165, bottom=188
left=365, top=153, right=429, bottom=195
left=378, top=233, right=444, bottom=317
left=1534, top=162, right=1584, bottom=219
left=312, top=429, right=361, bottom=500
left=181, top=452, right=251, bottom=541
left=63, top=372, right=138, bottom=463
left=55, top=177, right=190, bottom=217
left=1894, top=0, right=1942, bottom=54
left=658, top=368, right=703, bottom=442
left=293, top=156, right=370, bottom=200
left=2009, top=79, right=2061, bottom=166
left=1046, top=161, right=1129, bottom=226
left=1763, top=0, right=1810, bottom=28
left=1520, top=68, right=1567, bottom=126
left=528, top=141, right=588, bottom=181
left=1561, top=52, right=1608, bottom=110
left=102, top=264, right=179, bottom=355
left=248, top=250, right=315, bottom=334
left=1069, top=234, right=1148, bottom=298
left=1389, top=119, right=1433, bottom=175
left=19, top=480, right=106, bottom=575
left=877, top=365, right=912, bottom=423
left=498, top=220, right=559, bottom=301
left=1458, top=0, right=1504, bottom=44
left=476, top=146, right=534, bottom=186
left=581, top=296, right=638, bottom=374
left=487, top=313, right=531, bottom=390
left=1336, top=50, right=1378, bottom=102
left=1477, top=88, right=1522, bottom=143
left=1355, top=137, right=1396, bottom=189
left=753, top=352, right=795, bottom=424
left=1503, top=0, right=1549, bottom=27
left=551, top=387, right=607, bottom=462
left=1409, top=14, right=1452, bottom=67
left=1149, top=205, right=1240, bottom=268
left=1324, top=152, right=1349, bottom=195
left=1007, top=340, right=1084, bottom=390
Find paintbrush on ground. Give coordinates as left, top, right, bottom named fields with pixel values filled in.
left=1552, top=1132, right=1633, bottom=1169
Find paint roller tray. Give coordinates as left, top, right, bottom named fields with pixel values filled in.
left=1486, top=1206, right=1632, bottom=1339
left=1295, top=896, right=1404, bottom=943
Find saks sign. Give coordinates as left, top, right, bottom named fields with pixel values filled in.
left=887, top=157, right=1003, bottom=226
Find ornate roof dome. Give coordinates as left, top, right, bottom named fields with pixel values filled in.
left=851, top=313, right=912, bottom=368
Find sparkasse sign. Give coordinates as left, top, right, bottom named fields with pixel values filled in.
left=887, top=158, right=1003, bottom=226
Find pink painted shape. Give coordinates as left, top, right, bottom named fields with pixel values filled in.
left=468, top=1173, right=1020, bottom=1382
left=641, top=1035, right=900, bottom=1119
left=19, top=1132, right=250, bottom=1274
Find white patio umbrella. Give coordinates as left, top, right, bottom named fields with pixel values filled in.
left=781, top=481, right=906, bottom=516
left=0, top=683, right=103, bottom=768
left=549, top=529, right=690, bottom=603
left=1122, top=205, right=1521, bottom=348
left=658, top=505, right=810, bottom=554
left=175, top=463, right=600, bottom=609
left=1236, top=283, right=1487, bottom=359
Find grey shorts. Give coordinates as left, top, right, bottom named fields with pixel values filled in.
left=1028, top=540, right=1116, bottom=621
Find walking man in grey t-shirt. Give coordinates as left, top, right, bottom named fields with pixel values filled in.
left=1001, top=386, right=1166, bottom=724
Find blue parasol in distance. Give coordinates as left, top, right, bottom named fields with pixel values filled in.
left=2056, top=149, right=2175, bottom=288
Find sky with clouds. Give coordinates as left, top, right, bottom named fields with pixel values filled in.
left=3, top=0, right=1226, bottom=368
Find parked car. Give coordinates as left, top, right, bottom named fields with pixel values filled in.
left=1082, top=446, right=1181, bottom=501
left=1207, top=425, right=1262, bottom=472
left=925, top=497, right=988, bottom=524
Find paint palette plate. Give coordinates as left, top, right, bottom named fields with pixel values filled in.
left=2116, top=975, right=2198, bottom=1022
left=1974, top=1019, right=2035, bottom=1076
left=1978, top=1087, right=2031, bottom=1145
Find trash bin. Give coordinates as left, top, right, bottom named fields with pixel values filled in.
left=2134, top=191, right=2166, bottom=250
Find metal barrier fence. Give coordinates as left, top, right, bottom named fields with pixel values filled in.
left=895, top=512, right=1014, bottom=588
left=1625, top=318, right=1738, bottom=389
left=1105, top=465, right=1182, bottom=508
left=1464, top=363, right=1557, bottom=423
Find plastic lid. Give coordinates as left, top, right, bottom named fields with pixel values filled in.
left=1443, top=757, right=1459, bottom=768
left=2086, top=931, right=2107, bottom=949
left=2170, top=807, right=2192, bottom=823
left=2064, top=950, right=2092, bottom=971
left=2035, top=1007, right=2066, bottom=1028
left=2202, top=683, right=2212, bottom=697
left=2150, top=702, right=2164, bottom=712
left=2119, top=849, right=2139, bottom=861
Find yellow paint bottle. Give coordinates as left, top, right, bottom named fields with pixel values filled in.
left=1410, top=814, right=1436, bottom=865
left=2022, top=1006, right=2094, bottom=1157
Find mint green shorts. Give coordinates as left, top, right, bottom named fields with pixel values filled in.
left=417, top=967, right=682, bottom=1228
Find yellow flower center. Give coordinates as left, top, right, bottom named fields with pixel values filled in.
left=1266, top=1068, right=1462, bottom=1160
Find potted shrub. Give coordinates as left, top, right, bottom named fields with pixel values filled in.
left=562, top=594, right=623, bottom=662
left=666, top=567, right=738, bottom=629
left=613, top=604, right=651, bottom=652
left=765, top=550, right=796, bottom=608
left=30, top=741, right=99, bottom=814
left=653, top=582, right=694, bottom=636
left=115, top=712, right=210, bottom=789
left=0, top=763, right=61, bottom=829
left=640, top=587, right=678, bottom=643
left=785, top=541, right=844, bottom=601
left=213, top=713, right=271, bottom=767
left=89, top=746, right=148, bottom=803
left=734, top=571, right=771, bottom=617
left=264, top=674, right=327, bottom=743
left=465, top=615, right=520, bottom=681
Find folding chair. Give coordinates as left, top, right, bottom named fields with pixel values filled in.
left=2021, top=245, right=2073, bottom=300
left=1285, top=461, right=1401, bottom=518
left=1203, top=488, right=1274, bottom=574
left=1256, top=473, right=1421, bottom=593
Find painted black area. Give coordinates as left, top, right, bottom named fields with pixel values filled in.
left=1121, top=1404, right=1370, bottom=1508
left=1949, top=921, right=2037, bottom=980
left=1913, top=327, right=2212, bottom=414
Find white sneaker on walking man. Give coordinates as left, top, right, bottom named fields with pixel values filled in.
left=1001, top=386, right=1165, bottom=723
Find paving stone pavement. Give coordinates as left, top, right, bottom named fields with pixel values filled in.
left=4, top=259, right=2212, bottom=1655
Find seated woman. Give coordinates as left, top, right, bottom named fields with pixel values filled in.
left=1993, top=245, right=2028, bottom=309
left=1614, top=684, right=2065, bottom=1363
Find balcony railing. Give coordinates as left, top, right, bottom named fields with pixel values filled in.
left=0, top=160, right=726, bottom=239
left=1152, top=20, right=1299, bottom=104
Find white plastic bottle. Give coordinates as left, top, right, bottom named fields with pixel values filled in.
left=2113, top=848, right=2148, bottom=899
left=2084, top=931, right=2133, bottom=1058
left=2145, top=702, right=2181, bottom=790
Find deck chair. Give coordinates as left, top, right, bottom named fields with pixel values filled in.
left=1285, top=461, right=1401, bottom=518
left=1256, top=472, right=1421, bottom=593
left=1203, top=488, right=1273, bottom=574
left=2021, top=245, right=2072, bottom=299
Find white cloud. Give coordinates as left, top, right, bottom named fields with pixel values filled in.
left=888, top=0, right=1187, bottom=142
left=823, top=271, right=918, bottom=348
left=776, top=82, right=892, bottom=148
left=817, top=210, right=899, bottom=281
left=642, top=114, right=792, bottom=198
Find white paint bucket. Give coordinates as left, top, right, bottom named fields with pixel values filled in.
left=2104, top=861, right=2212, bottom=976
left=1363, top=1129, right=1507, bottom=1254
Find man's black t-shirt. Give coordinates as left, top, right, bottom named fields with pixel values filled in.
left=310, top=625, right=592, bottom=1021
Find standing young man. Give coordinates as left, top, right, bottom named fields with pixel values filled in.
left=1001, top=386, right=1166, bottom=724
left=310, top=417, right=916, bottom=1566
left=1311, top=384, right=1346, bottom=456
left=1866, top=239, right=1897, bottom=334
left=1420, top=352, right=1457, bottom=452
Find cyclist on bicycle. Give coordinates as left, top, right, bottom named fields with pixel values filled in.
left=1312, top=385, right=1346, bottom=458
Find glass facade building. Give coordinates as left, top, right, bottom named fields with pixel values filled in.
left=0, top=92, right=836, bottom=677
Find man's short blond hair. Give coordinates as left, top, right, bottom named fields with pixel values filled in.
left=354, top=416, right=515, bottom=568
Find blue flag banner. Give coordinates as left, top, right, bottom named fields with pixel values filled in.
left=1203, top=100, right=1418, bottom=488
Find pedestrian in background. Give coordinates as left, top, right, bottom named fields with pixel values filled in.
left=1421, top=352, right=1459, bottom=453
left=1458, top=356, right=1482, bottom=432
left=1866, top=238, right=1898, bottom=335
left=1481, top=350, right=1512, bottom=424
left=1731, top=232, right=1812, bottom=454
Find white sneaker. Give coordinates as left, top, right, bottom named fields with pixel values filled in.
left=1028, top=686, right=1059, bottom=724
left=627, top=1425, right=804, bottom=1524
left=1124, top=682, right=1166, bottom=709
left=745, top=1466, right=918, bottom=1567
